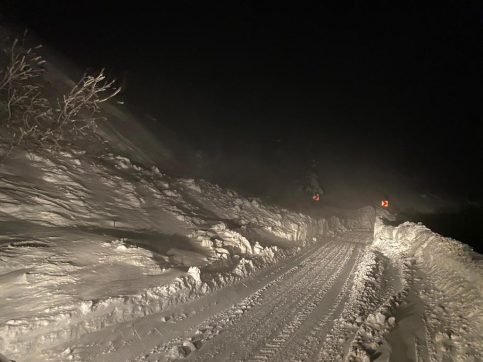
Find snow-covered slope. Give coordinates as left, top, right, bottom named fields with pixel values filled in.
left=0, top=144, right=371, bottom=360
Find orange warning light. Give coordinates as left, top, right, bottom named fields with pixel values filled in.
left=381, top=200, right=389, bottom=208
left=312, top=193, right=320, bottom=201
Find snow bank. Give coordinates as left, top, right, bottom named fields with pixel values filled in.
left=322, top=216, right=482, bottom=362
left=371, top=218, right=483, bottom=361
left=0, top=233, right=296, bottom=358
left=374, top=219, right=482, bottom=292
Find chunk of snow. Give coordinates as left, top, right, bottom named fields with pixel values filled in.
left=187, top=267, right=201, bottom=285
left=183, top=340, right=197, bottom=352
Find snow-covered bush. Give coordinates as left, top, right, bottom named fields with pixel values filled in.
left=0, top=36, right=119, bottom=158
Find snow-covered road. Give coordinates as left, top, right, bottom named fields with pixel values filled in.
left=134, top=239, right=365, bottom=362
left=1, top=146, right=481, bottom=362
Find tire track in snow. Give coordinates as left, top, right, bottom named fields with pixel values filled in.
left=185, top=242, right=356, bottom=361
left=281, top=247, right=363, bottom=362
left=245, top=245, right=358, bottom=362
left=228, top=245, right=352, bottom=361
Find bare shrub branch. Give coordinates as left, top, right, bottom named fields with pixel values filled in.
left=0, top=36, right=120, bottom=158
left=54, top=70, right=121, bottom=140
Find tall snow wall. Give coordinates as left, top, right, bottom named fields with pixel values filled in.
left=374, top=218, right=482, bottom=291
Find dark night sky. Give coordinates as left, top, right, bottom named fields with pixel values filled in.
left=1, top=1, right=482, bottom=214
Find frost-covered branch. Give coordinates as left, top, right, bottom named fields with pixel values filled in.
left=54, top=70, right=121, bottom=138
left=0, top=36, right=120, bottom=158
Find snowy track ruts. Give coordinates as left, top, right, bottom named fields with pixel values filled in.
left=145, top=240, right=363, bottom=361
left=281, top=248, right=363, bottom=362
left=245, top=245, right=357, bottom=362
